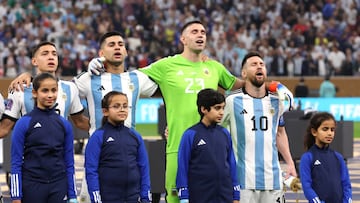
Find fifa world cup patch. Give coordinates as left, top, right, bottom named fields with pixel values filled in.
left=5, top=99, right=13, bottom=110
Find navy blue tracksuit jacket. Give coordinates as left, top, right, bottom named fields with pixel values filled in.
left=176, top=122, right=240, bottom=203
left=10, top=106, right=76, bottom=200
left=85, top=121, right=151, bottom=203
left=300, top=144, right=352, bottom=203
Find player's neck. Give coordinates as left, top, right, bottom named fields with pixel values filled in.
left=245, top=83, right=266, bottom=98
left=38, top=70, right=56, bottom=77
left=181, top=50, right=202, bottom=63
left=106, top=64, right=125, bottom=74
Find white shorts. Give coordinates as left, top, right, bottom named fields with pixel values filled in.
left=240, top=189, right=285, bottom=203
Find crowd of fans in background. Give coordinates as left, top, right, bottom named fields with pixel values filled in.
left=0, top=0, right=359, bottom=78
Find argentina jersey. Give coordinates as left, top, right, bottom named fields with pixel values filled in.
left=222, top=90, right=285, bottom=190
left=4, top=80, right=83, bottom=120
left=74, top=70, right=157, bottom=135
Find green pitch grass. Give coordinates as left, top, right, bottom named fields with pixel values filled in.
left=136, top=123, right=159, bottom=137
left=355, top=122, right=360, bottom=138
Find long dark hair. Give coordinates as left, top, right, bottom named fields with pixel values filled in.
left=101, top=91, right=128, bottom=126
left=304, top=112, right=336, bottom=150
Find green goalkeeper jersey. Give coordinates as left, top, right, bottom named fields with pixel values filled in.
left=140, top=54, right=236, bottom=153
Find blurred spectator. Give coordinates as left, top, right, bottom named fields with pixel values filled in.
left=59, top=47, right=76, bottom=76
left=294, top=77, right=309, bottom=97
left=319, top=75, right=336, bottom=97
left=302, top=52, right=318, bottom=76
left=74, top=52, right=86, bottom=74
left=341, top=47, right=355, bottom=75
left=3, top=48, right=18, bottom=78
left=327, top=43, right=346, bottom=75
left=17, top=48, right=32, bottom=75
left=354, top=51, right=360, bottom=76
left=0, top=0, right=358, bottom=78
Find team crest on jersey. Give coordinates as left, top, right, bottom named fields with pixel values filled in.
left=129, top=83, right=134, bottom=91
left=270, top=107, right=275, bottom=115
left=5, top=99, right=13, bottom=110
left=203, top=68, right=210, bottom=77
left=62, top=92, right=67, bottom=101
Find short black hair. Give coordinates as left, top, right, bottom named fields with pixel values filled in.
left=31, top=41, right=56, bottom=58
left=197, top=88, right=225, bottom=118
left=180, top=20, right=203, bottom=34
left=241, top=51, right=263, bottom=68
left=99, top=31, right=123, bottom=47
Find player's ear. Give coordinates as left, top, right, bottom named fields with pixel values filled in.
left=102, top=108, right=109, bottom=116
left=31, top=57, right=37, bottom=66
left=241, top=67, right=246, bottom=78
left=180, top=35, right=186, bottom=45
left=200, top=106, right=207, bottom=114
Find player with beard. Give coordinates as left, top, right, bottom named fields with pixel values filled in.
left=139, top=20, right=247, bottom=203
left=73, top=32, right=158, bottom=203
left=221, top=51, right=297, bottom=203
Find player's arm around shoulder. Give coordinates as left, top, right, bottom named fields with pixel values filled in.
left=139, top=56, right=172, bottom=82
left=72, top=71, right=92, bottom=97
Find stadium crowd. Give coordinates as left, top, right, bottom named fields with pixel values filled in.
left=0, top=0, right=359, bottom=78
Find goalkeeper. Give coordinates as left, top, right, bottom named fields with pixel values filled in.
left=300, top=112, right=352, bottom=203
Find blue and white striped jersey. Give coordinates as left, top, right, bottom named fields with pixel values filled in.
left=0, top=93, right=4, bottom=118
left=73, top=70, right=158, bottom=135
left=4, top=80, right=83, bottom=120
left=222, top=89, right=285, bottom=190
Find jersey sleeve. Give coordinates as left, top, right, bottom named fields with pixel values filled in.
left=73, top=72, right=90, bottom=98
left=0, top=93, right=4, bottom=118
left=300, top=152, right=320, bottom=202
left=133, top=70, right=158, bottom=97
left=335, top=152, right=352, bottom=202
left=10, top=116, right=31, bottom=200
left=85, top=130, right=104, bottom=202
left=213, top=61, right=236, bottom=90
left=223, top=128, right=240, bottom=200
left=131, top=129, right=151, bottom=202
left=62, top=118, right=77, bottom=199
left=139, top=58, right=167, bottom=85
left=4, top=90, right=24, bottom=120
left=68, top=82, right=85, bottom=115
left=176, top=129, right=196, bottom=200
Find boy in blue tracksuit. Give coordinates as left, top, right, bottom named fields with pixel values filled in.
left=85, top=91, right=151, bottom=203
left=176, top=88, right=240, bottom=203
left=300, top=112, right=352, bottom=203
left=11, top=73, right=77, bottom=203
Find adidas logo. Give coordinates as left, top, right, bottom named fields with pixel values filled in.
left=176, top=70, right=184, bottom=76
left=240, top=109, right=248, bottom=114
left=97, top=85, right=105, bottom=91
left=106, top=137, right=114, bottom=142
left=314, top=160, right=321, bottom=165
left=197, top=139, right=206, bottom=146
left=34, top=122, right=42, bottom=128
